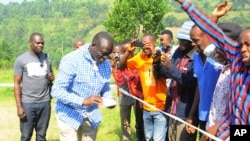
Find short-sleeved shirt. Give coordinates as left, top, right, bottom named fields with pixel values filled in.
left=127, top=53, right=167, bottom=111
left=14, top=51, right=51, bottom=103
left=193, top=52, right=222, bottom=121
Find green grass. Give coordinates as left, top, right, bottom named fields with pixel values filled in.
left=0, top=69, right=131, bottom=141
left=0, top=69, right=13, bottom=83
left=0, top=85, right=136, bottom=141
left=1, top=69, right=201, bottom=141
left=0, top=87, right=14, bottom=103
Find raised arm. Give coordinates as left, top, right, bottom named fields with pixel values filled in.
left=154, top=53, right=197, bottom=88
left=210, top=0, right=233, bottom=23
left=174, top=0, right=240, bottom=62
left=117, top=40, right=136, bottom=69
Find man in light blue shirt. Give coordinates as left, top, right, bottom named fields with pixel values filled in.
left=51, top=31, right=115, bottom=141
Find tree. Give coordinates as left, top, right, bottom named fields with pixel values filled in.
left=0, top=0, right=112, bottom=69
left=0, top=38, right=16, bottom=68
left=104, top=0, right=170, bottom=43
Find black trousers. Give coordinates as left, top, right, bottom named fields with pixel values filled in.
left=134, top=99, right=145, bottom=141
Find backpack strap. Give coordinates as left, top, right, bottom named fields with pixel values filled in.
left=44, top=53, right=53, bottom=73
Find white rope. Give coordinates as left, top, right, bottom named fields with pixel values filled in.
left=118, top=87, right=223, bottom=141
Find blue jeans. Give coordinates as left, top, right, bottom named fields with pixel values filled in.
left=20, top=101, right=51, bottom=141
left=143, top=110, right=167, bottom=141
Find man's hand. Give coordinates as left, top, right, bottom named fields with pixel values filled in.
left=211, top=0, right=233, bottom=22
left=128, top=39, right=137, bottom=53
left=47, top=73, right=55, bottom=81
left=152, top=47, right=161, bottom=63
left=161, top=54, right=172, bottom=69
left=17, top=106, right=26, bottom=119
left=202, top=123, right=220, bottom=141
left=186, top=118, right=196, bottom=134
left=83, top=95, right=103, bottom=106
left=143, top=41, right=155, bottom=57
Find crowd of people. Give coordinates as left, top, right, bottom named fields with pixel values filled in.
left=13, top=0, right=250, bottom=141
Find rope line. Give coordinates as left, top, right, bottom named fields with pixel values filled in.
left=118, top=87, right=223, bottom=141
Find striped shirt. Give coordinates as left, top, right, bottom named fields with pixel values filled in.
left=51, top=43, right=114, bottom=130
left=181, top=1, right=250, bottom=140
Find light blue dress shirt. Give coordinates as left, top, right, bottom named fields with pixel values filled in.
left=51, top=43, right=114, bottom=129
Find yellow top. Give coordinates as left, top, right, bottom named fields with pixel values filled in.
left=127, top=53, right=167, bottom=111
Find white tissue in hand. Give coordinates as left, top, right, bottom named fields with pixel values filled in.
left=102, top=97, right=116, bottom=107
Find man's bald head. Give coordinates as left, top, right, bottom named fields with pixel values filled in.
left=74, top=39, right=84, bottom=50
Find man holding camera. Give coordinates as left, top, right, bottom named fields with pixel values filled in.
left=111, top=40, right=136, bottom=141
left=153, top=21, right=198, bottom=141
left=118, top=33, right=168, bottom=141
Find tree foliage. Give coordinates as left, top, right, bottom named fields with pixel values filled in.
left=0, top=0, right=249, bottom=69
left=164, top=0, right=250, bottom=27
left=104, top=0, right=171, bottom=43
left=0, top=0, right=110, bottom=69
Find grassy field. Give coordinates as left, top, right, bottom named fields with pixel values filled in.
left=0, top=69, right=135, bottom=141
left=0, top=86, right=137, bottom=141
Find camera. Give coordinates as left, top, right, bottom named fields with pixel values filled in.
left=155, top=47, right=161, bottom=56
left=114, top=53, right=120, bottom=61
left=133, top=41, right=144, bottom=47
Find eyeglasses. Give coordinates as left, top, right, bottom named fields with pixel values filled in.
left=92, top=42, right=112, bottom=62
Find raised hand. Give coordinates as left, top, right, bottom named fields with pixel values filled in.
left=211, top=0, right=233, bottom=22
left=128, top=39, right=137, bottom=53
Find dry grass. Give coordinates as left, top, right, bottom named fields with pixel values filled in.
left=0, top=104, right=21, bottom=140
left=0, top=100, right=59, bottom=141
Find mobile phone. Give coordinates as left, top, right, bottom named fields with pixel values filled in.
left=133, top=41, right=144, bottom=47
left=155, top=47, right=161, bottom=56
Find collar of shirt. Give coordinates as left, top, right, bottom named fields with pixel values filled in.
left=186, top=49, right=195, bottom=60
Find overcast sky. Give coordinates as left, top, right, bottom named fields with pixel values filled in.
left=0, top=0, right=23, bottom=4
